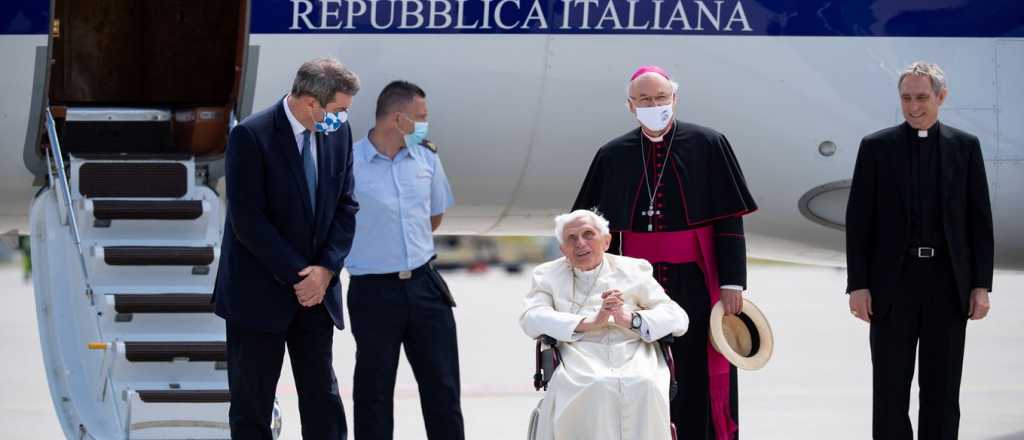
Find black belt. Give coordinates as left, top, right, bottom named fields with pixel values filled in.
left=351, top=263, right=431, bottom=281
left=907, top=246, right=943, bottom=259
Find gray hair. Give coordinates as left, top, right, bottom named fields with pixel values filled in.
left=898, top=61, right=947, bottom=95
left=626, top=72, right=680, bottom=97
left=554, top=209, right=611, bottom=245
left=291, top=57, right=361, bottom=107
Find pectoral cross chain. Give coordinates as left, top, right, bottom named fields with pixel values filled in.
left=638, top=132, right=675, bottom=233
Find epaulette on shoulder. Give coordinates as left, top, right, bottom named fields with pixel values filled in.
left=419, top=139, right=438, bottom=154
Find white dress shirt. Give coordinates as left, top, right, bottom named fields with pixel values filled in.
left=282, top=96, right=317, bottom=171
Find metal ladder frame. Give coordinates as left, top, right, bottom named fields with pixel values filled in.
left=44, top=107, right=130, bottom=438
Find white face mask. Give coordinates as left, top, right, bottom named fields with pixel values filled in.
left=635, top=104, right=673, bottom=131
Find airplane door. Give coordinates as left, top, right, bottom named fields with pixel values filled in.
left=3, top=33, right=47, bottom=231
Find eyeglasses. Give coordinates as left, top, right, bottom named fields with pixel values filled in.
left=628, top=94, right=673, bottom=107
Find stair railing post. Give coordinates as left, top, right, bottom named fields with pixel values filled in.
left=43, top=108, right=93, bottom=296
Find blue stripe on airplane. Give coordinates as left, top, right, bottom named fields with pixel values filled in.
left=3, top=0, right=1023, bottom=37
left=0, top=0, right=47, bottom=35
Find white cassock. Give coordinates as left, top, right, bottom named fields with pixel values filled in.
left=520, top=253, right=689, bottom=440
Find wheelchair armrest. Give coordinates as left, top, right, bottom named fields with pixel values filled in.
left=656, top=335, right=678, bottom=401
left=534, top=335, right=561, bottom=391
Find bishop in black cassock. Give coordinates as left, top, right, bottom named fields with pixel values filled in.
left=573, top=66, right=757, bottom=440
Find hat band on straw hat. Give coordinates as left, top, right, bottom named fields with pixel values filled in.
left=732, top=312, right=761, bottom=357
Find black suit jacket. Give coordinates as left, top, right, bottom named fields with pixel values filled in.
left=845, top=121, right=994, bottom=314
left=213, top=99, right=359, bottom=332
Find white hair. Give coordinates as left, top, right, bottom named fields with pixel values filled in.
left=554, top=210, right=611, bottom=244
left=898, top=61, right=947, bottom=95
left=626, top=71, right=680, bottom=97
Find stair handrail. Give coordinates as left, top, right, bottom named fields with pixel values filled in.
left=44, top=107, right=93, bottom=295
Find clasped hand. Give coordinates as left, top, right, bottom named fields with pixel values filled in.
left=576, top=289, right=633, bottom=332
left=294, top=265, right=332, bottom=307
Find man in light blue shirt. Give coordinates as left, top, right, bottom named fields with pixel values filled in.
left=346, top=81, right=462, bottom=440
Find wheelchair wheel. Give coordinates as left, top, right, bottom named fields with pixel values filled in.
left=527, top=398, right=543, bottom=440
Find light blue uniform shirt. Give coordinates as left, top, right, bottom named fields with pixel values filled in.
left=346, top=134, right=455, bottom=275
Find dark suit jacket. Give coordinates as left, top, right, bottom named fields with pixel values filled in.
left=845, top=121, right=994, bottom=314
left=213, top=99, right=358, bottom=332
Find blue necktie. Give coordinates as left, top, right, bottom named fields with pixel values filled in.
left=301, top=130, right=317, bottom=214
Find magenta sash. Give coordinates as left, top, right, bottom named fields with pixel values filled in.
left=621, top=227, right=738, bottom=440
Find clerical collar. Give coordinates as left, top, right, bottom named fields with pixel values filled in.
left=572, top=257, right=606, bottom=278
left=908, top=121, right=939, bottom=139
left=641, top=121, right=675, bottom=142
left=644, top=133, right=665, bottom=142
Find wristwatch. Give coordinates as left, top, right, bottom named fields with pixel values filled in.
left=630, top=312, right=642, bottom=330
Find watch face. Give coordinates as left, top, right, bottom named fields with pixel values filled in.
left=631, top=314, right=642, bottom=329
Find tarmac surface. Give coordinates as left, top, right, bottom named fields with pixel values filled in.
left=1, top=258, right=1021, bottom=439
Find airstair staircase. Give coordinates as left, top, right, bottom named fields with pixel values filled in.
left=30, top=108, right=281, bottom=439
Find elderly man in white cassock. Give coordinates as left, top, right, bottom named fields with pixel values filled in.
left=521, top=209, right=689, bottom=440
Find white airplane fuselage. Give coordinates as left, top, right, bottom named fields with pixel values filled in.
left=5, top=2, right=1024, bottom=438
left=2, top=0, right=1022, bottom=269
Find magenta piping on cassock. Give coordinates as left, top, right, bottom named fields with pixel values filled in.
left=620, top=227, right=738, bottom=440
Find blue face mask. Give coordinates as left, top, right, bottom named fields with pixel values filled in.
left=313, top=108, right=347, bottom=134
left=401, top=115, right=429, bottom=148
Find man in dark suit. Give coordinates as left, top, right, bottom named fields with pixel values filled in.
left=213, top=57, right=360, bottom=439
left=846, top=61, right=994, bottom=440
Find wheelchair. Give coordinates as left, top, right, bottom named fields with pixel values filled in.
left=527, top=334, right=679, bottom=440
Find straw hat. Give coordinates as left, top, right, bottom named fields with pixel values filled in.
left=709, top=298, right=774, bottom=370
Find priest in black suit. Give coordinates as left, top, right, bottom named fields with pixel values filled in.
left=573, top=65, right=757, bottom=440
left=846, top=61, right=994, bottom=440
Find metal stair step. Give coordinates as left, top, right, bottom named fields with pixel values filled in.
left=79, top=162, right=188, bottom=198
left=112, top=293, right=214, bottom=314
left=124, top=341, right=226, bottom=362
left=74, top=153, right=193, bottom=161
left=136, top=389, right=230, bottom=403
left=102, top=246, right=214, bottom=266
left=91, top=200, right=204, bottom=220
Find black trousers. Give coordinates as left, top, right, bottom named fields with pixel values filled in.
left=348, top=270, right=465, bottom=440
left=226, top=304, right=347, bottom=440
left=870, top=257, right=968, bottom=440
left=659, top=263, right=740, bottom=440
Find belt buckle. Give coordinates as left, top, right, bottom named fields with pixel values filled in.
left=917, top=247, right=935, bottom=258
left=398, top=271, right=412, bottom=280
